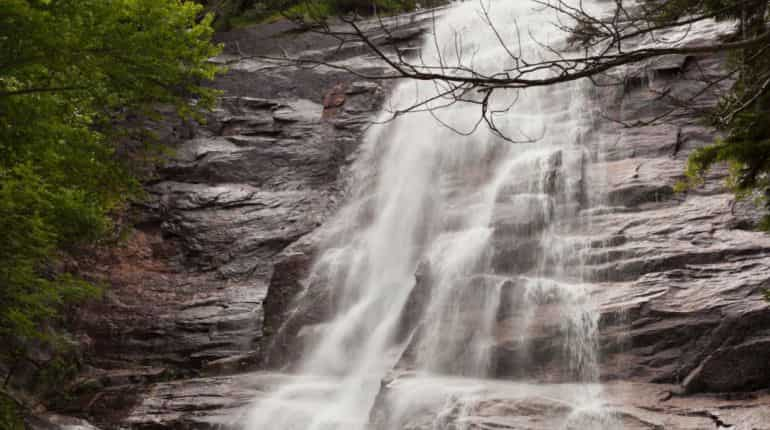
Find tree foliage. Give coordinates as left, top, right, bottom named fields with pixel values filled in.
left=668, top=1, right=770, bottom=225
left=193, top=0, right=425, bottom=28
left=0, top=0, right=221, bottom=419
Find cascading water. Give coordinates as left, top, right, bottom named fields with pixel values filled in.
left=241, top=1, right=615, bottom=428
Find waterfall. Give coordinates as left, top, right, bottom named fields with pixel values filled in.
left=241, top=1, right=615, bottom=428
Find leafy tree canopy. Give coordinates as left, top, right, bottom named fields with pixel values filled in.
left=0, top=0, right=221, bottom=414
left=194, top=0, right=428, bottom=28
left=663, top=0, right=770, bottom=226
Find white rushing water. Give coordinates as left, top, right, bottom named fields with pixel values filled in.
left=241, top=1, right=615, bottom=428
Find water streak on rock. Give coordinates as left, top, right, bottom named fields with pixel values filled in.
left=241, top=2, right=615, bottom=428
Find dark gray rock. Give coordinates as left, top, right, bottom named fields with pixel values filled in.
left=583, top=51, right=770, bottom=392
left=369, top=376, right=770, bottom=430
left=67, top=13, right=397, bottom=428
left=67, top=8, right=770, bottom=430
left=26, top=413, right=102, bottom=430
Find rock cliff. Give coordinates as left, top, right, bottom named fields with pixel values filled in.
left=48, top=11, right=770, bottom=430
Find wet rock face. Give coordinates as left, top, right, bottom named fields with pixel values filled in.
left=119, top=375, right=261, bottom=430
left=67, top=16, right=390, bottom=426
left=149, top=96, right=342, bottom=278
left=369, top=376, right=770, bottom=430
left=26, top=413, right=102, bottom=430
left=586, top=53, right=770, bottom=393
left=74, top=228, right=266, bottom=376
left=69, top=11, right=770, bottom=430
left=258, top=41, right=770, bottom=400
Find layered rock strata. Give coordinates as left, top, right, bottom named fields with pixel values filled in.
left=54, top=11, right=770, bottom=430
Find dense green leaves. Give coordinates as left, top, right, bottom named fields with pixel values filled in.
left=194, top=0, right=426, bottom=28
left=675, top=1, right=770, bottom=227
left=1, top=0, right=221, bottom=111
left=0, top=0, right=221, bottom=415
left=644, top=0, right=767, bottom=22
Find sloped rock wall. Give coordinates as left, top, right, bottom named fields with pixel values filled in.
left=62, top=15, right=408, bottom=427
left=60, top=11, right=770, bottom=430
left=590, top=52, right=770, bottom=393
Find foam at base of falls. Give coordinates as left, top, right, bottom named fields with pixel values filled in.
left=370, top=374, right=620, bottom=430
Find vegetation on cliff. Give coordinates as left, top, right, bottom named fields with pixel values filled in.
left=674, top=1, right=770, bottom=227
left=1, top=0, right=769, bottom=426
left=193, top=0, right=435, bottom=28
left=0, top=0, right=221, bottom=424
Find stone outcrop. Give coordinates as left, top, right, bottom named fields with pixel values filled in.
left=99, top=377, right=770, bottom=430
left=369, top=376, right=770, bottom=430
left=588, top=52, right=770, bottom=394
left=59, top=14, right=406, bottom=428
left=257, top=21, right=770, bottom=430
left=53, top=9, right=770, bottom=430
